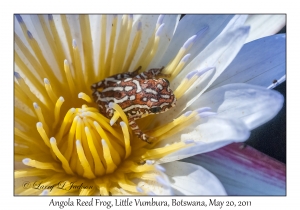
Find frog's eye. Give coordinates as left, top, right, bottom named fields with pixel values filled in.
left=162, top=78, right=170, bottom=86
left=150, top=107, right=162, bottom=113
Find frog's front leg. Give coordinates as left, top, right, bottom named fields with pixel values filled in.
left=129, top=118, right=152, bottom=144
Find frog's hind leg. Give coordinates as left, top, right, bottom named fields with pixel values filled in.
left=129, top=118, right=152, bottom=144
left=136, top=66, right=170, bottom=79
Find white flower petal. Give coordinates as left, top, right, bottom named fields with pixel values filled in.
left=159, top=15, right=235, bottom=66
left=183, top=143, right=286, bottom=195
left=132, top=171, right=173, bottom=195
left=89, top=15, right=114, bottom=70
left=218, top=15, right=248, bottom=35
left=190, top=83, right=284, bottom=130
left=156, top=117, right=250, bottom=163
left=208, top=34, right=286, bottom=90
left=149, top=15, right=180, bottom=68
left=162, top=161, right=226, bottom=195
left=128, top=15, right=160, bottom=71
left=153, top=26, right=250, bottom=125
left=15, top=15, right=61, bottom=77
left=245, top=15, right=286, bottom=43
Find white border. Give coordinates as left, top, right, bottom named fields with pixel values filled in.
left=4, top=0, right=295, bottom=209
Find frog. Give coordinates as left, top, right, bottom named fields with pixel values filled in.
left=91, top=66, right=177, bottom=143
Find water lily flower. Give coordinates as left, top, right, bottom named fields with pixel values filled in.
left=14, top=14, right=285, bottom=195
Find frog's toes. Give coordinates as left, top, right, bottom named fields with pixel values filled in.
left=141, top=134, right=156, bottom=144
left=106, top=107, right=114, bottom=118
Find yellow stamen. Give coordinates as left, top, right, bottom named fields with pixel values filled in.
left=64, top=59, right=76, bottom=97
left=92, top=121, right=122, bottom=164
left=84, top=127, right=105, bottom=176
left=15, top=128, right=48, bottom=152
left=15, top=72, right=50, bottom=111
left=142, top=142, right=191, bottom=159
left=110, top=15, right=129, bottom=74
left=142, top=24, right=164, bottom=70
left=106, top=15, right=118, bottom=74
left=118, top=176, right=138, bottom=193
left=72, top=39, right=85, bottom=92
left=79, top=15, right=94, bottom=86
left=174, top=76, right=199, bottom=99
left=53, top=96, right=64, bottom=129
left=36, top=122, right=51, bottom=148
left=78, top=92, right=93, bottom=103
left=14, top=84, right=33, bottom=110
left=25, top=30, right=57, bottom=85
left=129, top=172, right=157, bottom=181
left=15, top=106, right=36, bottom=126
left=64, top=116, right=78, bottom=161
left=120, top=122, right=131, bottom=158
left=14, top=33, right=46, bottom=80
left=15, top=169, right=52, bottom=178
left=158, top=115, right=200, bottom=141
left=150, top=111, right=196, bottom=137
left=174, top=67, right=215, bottom=99
left=22, top=158, right=64, bottom=172
left=98, top=15, right=107, bottom=79
left=134, top=32, right=156, bottom=72
left=117, top=15, right=133, bottom=72
left=76, top=140, right=95, bottom=179
left=60, top=15, right=75, bottom=67
left=109, top=102, right=129, bottom=128
left=44, top=78, right=58, bottom=104
left=16, top=16, right=54, bottom=82
left=110, top=111, right=120, bottom=126
left=37, top=15, right=62, bottom=72
left=55, top=108, right=76, bottom=143
left=129, top=163, right=156, bottom=173
left=170, top=54, right=191, bottom=81
left=102, top=139, right=117, bottom=174
left=123, top=22, right=142, bottom=72
left=15, top=52, right=45, bottom=93
left=80, top=118, right=95, bottom=171
left=49, top=137, right=74, bottom=175
left=79, top=188, right=94, bottom=195
left=33, top=103, right=49, bottom=134
left=95, top=178, right=109, bottom=195
left=86, top=111, right=123, bottom=141
left=164, top=35, right=197, bottom=74
left=48, top=15, right=66, bottom=71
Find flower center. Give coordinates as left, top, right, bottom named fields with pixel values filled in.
left=15, top=14, right=214, bottom=195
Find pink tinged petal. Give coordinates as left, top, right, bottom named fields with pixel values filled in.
left=208, top=34, right=286, bottom=90
left=162, top=161, right=227, bottom=195
left=182, top=143, right=285, bottom=195
left=190, top=83, right=284, bottom=130
left=245, top=15, right=286, bottom=43
left=156, top=117, right=250, bottom=164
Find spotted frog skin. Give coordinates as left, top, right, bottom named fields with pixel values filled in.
left=91, top=67, right=176, bottom=143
